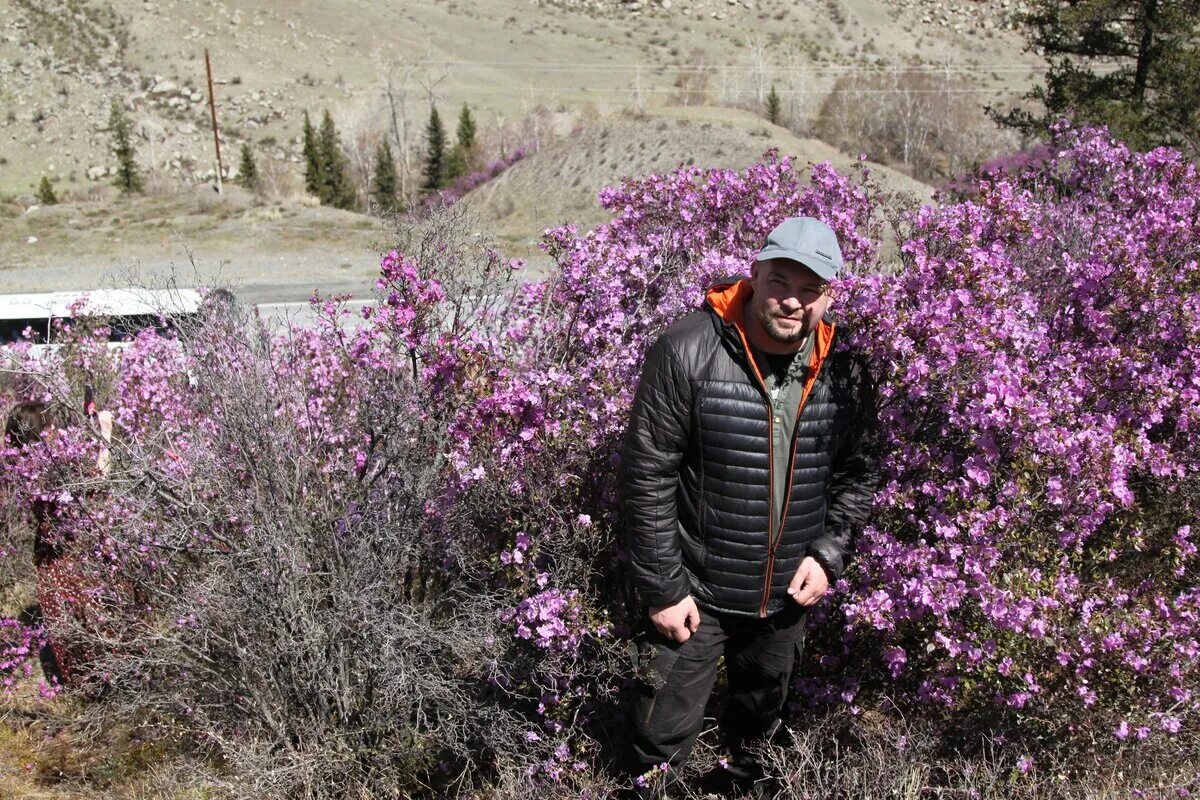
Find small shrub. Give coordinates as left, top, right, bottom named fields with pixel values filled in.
left=237, top=142, right=259, bottom=192
left=35, top=176, right=57, bottom=205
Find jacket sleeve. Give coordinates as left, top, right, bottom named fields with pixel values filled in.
left=619, top=334, right=693, bottom=608
left=810, top=352, right=882, bottom=583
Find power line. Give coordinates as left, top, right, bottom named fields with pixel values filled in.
left=416, top=60, right=1054, bottom=74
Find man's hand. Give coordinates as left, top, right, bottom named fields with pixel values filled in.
left=649, top=595, right=701, bottom=643
left=786, top=556, right=829, bottom=606
left=97, top=410, right=114, bottom=443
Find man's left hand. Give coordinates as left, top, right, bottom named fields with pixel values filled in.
left=786, top=556, right=829, bottom=606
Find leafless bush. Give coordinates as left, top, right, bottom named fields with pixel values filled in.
left=674, top=49, right=712, bottom=107
left=814, top=68, right=1019, bottom=183
left=48, top=210, right=563, bottom=799
left=257, top=151, right=299, bottom=200
left=751, top=705, right=1200, bottom=799
left=340, top=99, right=387, bottom=209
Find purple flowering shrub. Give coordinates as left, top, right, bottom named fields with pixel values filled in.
left=434, top=144, right=531, bottom=207
left=2, top=126, right=1197, bottom=794
left=821, top=126, right=1200, bottom=755
left=941, top=142, right=1055, bottom=198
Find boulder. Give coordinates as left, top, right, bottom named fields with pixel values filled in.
left=136, top=117, right=167, bottom=142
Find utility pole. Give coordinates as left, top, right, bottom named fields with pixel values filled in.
left=205, top=48, right=224, bottom=193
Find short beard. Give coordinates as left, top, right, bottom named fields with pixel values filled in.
left=757, top=306, right=811, bottom=345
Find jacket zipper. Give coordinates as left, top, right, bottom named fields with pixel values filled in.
left=726, top=326, right=776, bottom=617
left=712, top=284, right=834, bottom=617
left=741, top=327, right=831, bottom=617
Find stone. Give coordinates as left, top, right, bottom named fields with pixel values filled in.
left=136, top=117, right=167, bottom=142
left=151, top=79, right=178, bottom=95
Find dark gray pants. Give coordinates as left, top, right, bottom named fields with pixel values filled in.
left=627, top=604, right=808, bottom=776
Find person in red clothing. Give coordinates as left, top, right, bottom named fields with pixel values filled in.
left=4, top=398, right=114, bottom=685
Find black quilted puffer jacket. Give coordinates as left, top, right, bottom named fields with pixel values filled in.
left=619, top=279, right=881, bottom=618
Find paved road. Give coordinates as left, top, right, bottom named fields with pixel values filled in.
left=256, top=298, right=375, bottom=332
left=229, top=280, right=378, bottom=306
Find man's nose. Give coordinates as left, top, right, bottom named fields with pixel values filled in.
left=779, top=295, right=804, bottom=313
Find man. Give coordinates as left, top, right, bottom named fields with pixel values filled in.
left=619, top=217, right=881, bottom=796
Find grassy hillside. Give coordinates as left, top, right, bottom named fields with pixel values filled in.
left=462, top=104, right=931, bottom=250
left=0, top=0, right=1036, bottom=200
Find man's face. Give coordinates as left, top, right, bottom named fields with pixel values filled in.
left=749, top=257, right=833, bottom=345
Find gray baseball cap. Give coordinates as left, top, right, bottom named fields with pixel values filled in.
left=755, top=217, right=843, bottom=280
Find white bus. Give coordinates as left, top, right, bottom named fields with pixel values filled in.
left=0, top=288, right=202, bottom=349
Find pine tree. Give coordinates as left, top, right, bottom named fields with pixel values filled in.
left=238, top=143, right=260, bottom=192
left=766, top=83, right=782, bottom=126
left=371, top=139, right=398, bottom=212
left=422, top=104, right=446, bottom=192
left=109, top=99, right=141, bottom=194
left=302, top=111, right=322, bottom=196
left=317, top=109, right=356, bottom=210
left=992, top=0, right=1200, bottom=155
left=36, top=176, right=58, bottom=205
left=446, top=102, right=477, bottom=181
left=456, top=102, right=477, bottom=152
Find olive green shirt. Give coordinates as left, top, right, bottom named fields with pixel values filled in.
left=750, top=330, right=816, bottom=535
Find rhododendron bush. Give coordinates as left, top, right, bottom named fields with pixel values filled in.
left=1, top=126, right=1197, bottom=796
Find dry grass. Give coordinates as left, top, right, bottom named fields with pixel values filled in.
left=0, top=687, right=219, bottom=800
left=459, top=105, right=929, bottom=254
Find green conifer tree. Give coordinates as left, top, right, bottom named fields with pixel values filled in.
left=766, top=83, right=782, bottom=126
left=422, top=104, right=447, bottom=192
left=238, top=143, right=260, bottom=192
left=317, top=109, right=356, bottom=209
left=372, top=139, right=398, bottom=212
left=456, top=102, right=477, bottom=152
left=302, top=111, right=322, bottom=197
left=36, top=176, right=58, bottom=205
left=993, top=0, right=1200, bottom=155
left=109, top=99, right=142, bottom=194
left=445, top=102, right=477, bottom=182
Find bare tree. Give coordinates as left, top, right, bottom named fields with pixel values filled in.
left=383, top=48, right=449, bottom=206
left=673, top=49, right=711, bottom=107
left=716, top=62, right=738, bottom=107
left=813, top=69, right=1016, bottom=182
left=340, top=98, right=385, bottom=207
left=632, top=64, right=646, bottom=115
left=746, top=34, right=770, bottom=107
left=383, top=57, right=417, bottom=200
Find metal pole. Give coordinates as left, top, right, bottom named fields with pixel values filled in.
left=205, top=48, right=223, bottom=194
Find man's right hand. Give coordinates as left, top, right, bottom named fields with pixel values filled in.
left=649, top=595, right=701, bottom=643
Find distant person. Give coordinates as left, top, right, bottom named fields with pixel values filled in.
left=619, top=218, right=882, bottom=797
left=4, top=398, right=114, bottom=685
